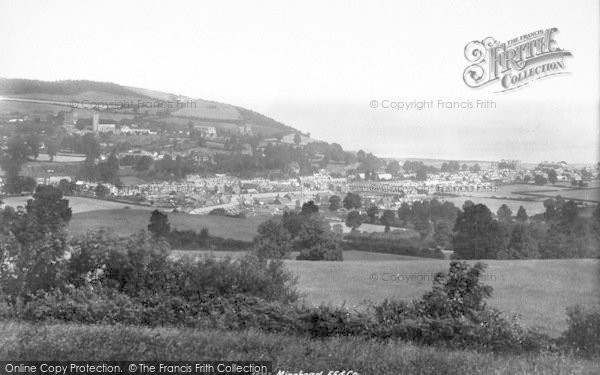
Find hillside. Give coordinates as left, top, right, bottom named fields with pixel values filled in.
left=0, top=77, right=297, bottom=136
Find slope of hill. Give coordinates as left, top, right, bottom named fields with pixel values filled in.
left=0, top=78, right=297, bottom=136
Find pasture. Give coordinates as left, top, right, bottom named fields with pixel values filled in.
left=69, top=208, right=264, bottom=241
left=171, top=249, right=599, bottom=337
left=2, top=195, right=153, bottom=214
left=285, top=257, right=600, bottom=337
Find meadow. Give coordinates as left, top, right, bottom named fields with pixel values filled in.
left=3, top=195, right=155, bottom=214
left=2, top=322, right=599, bottom=374
left=286, top=258, right=600, bottom=337
left=439, top=183, right=600, bottom=215
left=171, top=250, right=600, bottom=337
left=69, top=208, right=263, bottom=241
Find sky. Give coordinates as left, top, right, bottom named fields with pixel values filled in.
left=0, top=0, right=598, bottom=163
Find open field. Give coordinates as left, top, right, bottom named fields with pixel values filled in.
left=284, top=258, right=600, bottom=337
left=69, top=209, right=264, bottom=241
left=2, top=322, right=598, bottom=374
left=517, top=187, right=600, bottom=203
left=441, top=196, right=546, bottom=215
left=169, top=250, right=599, bottom=337
left=442, top=183, right=600, bottom=216
left=2, top=195, right=153, bottom=214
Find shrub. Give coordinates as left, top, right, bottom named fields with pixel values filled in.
left=296, top=238, right=343, bottom=261
left=561, top=305, right=600, bottom=357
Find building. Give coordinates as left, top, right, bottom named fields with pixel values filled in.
left=97, top=123, right=116, bottom=133
left=238, top=123, right=253, bottom=135
left=92, top=113, right=100, bottom=132
left=194, top=125, right=217, bottom=137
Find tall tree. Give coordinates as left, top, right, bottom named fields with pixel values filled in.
left=343, top=192, right=361, bottom=210
left=380, top=210, right=396, bottom=232
left=148, top=210, right=170, bottom=237
left=516, top=206, right=528, bottom=222
left=345, top=210, right=362, bottom=231
left=328, top=195, right=341, bottom=211
left=496, top=204, right=513, bottom=222
left=453, top=204, right=506, bottom=259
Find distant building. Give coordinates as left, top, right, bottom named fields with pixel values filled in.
left=92, top=114, right=100, bottom=132
left=97, top=123, right=116, bottom=133
left=238, top=123, right=253, bottom=135
left=194, top=125, right=217, bottom=137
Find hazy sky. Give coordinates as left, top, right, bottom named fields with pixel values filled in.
left=0, top=0, right=598, bottom=163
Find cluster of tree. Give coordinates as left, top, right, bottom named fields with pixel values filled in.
left=440, top=160, right=461, bottom=173
left=497, top=160, right=519, bottom=169
left=355, top=150, right=384, bottom=174
left=453, top=199, right=600, bottom=259
left=60, top=134, right=101, bottom=161
left=1, top=135, right=42, bottom=194
left=0, top=186, right=72, bottom=302
left=253, top=201, right=342, bottom=261
left=76, top=151, right=121, bottom=186
left=340, top=194, right=460, bottom=252
left=402, top=161, right=439, bottom=181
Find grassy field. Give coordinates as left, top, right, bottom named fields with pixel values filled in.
left=3, top=196, right=154, bottom=214
left=284, top=258, right=600, bottom=337
left=2, top=321, right=598, bottom=374
left=170, top=250, right=599, bottom=337
left=522, top=187, right=600, bottom=203
left=441, top=196, right=546, bottom=215
left=69, top=209, right=264, bottom=241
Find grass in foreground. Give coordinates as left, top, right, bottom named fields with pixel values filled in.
left=1, top=321, right=598, bottom=375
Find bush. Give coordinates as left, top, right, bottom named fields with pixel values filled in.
left=561, top=305, right=600, bottom=357
left=296, top=238, right=343, bottom=261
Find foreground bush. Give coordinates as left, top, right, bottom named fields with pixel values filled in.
left=5, top=258, right=553, bottom=354
left=561, top=305, right=600, bottom=357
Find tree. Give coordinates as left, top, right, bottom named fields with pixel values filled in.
left=453, top=204, right=506, bottom=259
left=380, top=210, right=395, bottom=232
left=148, top=210, right=170, bottom=237
left=543, top=198, right=558, bottom=221
left=25, top=134, right=41, bottom=160
left=301, top=200, right=319, bottom=215
left=293, top=133, right=301, bottom=145
left=498, top=223, right=539, bottom=259
left=345, top=210, right=362, bottom=231
left=516, top=206, right=528, bottom=222
left=295, top=215, right=342, bottom=261
left=462, top=200, right=475, bottom=210
left=25, top=185, right=72, bottom=234
left=46, top=140, right=58, bottom=162
left=496, top=204, right=513, bottom=222
left=253, top=219, right=292, bottom=259
left=547, top=169, right=558, bottom=184
left=433, top=221, right=452, bottom=249
left=415, top=168, right=428, bottom=181
left=343, top=192, right=361, bottom=210
left=133, top=155, right=153, bottom=171
left=367, top=204, right=379, bottom=223
left=534, top=174, right=547, bottom=185
left=385, top=160, right=401, bottom=175
left=328, top=195, right=341, bottom=211
left=397, top=202, right=412, bottom=225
